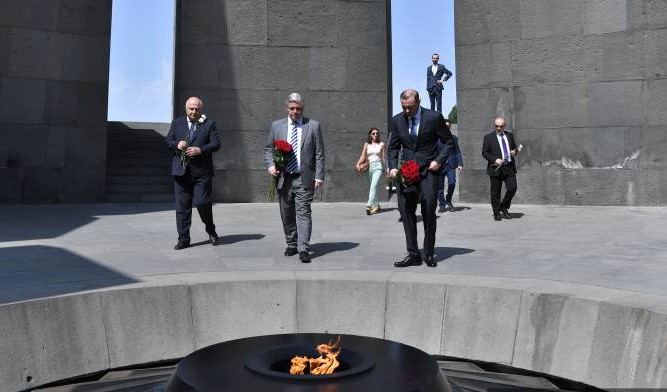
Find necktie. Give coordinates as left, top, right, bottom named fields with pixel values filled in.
left=287, top=123, right=299, bottom=173
left=500, top=133, right=510, bottom=163
left=189, top=121, right=195, bottom=141
left=409, top=117, right=417, bottom=142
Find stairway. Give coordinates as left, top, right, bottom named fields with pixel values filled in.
left=105, top=122, right=174, bottom=203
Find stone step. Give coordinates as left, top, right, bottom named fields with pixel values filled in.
left=438, top=360, right=484, bottom=372
left=33, top=375, right=167, bottom=391
left=107, top=140, right=169, bottom=149
left=106, top=157, right=168, bottom=167
left=106, top=124, right=177, bottom=203
left=105, top=193, right=173, bottom=203
left=106, top=166, right=170, bottom=176
left=107, top=149, right=171, bottom=158
left=442, top=368, right=558, bottom=390
left=99, top=365, right=175, bottom=381
left=106, top=184, right=172, bottom=194
left=106, top=176, right=172, bottom=186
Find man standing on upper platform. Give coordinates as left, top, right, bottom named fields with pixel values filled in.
left=426, top=53, right=452, bottom=113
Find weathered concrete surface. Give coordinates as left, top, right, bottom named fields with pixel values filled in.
left=296, top=271, right=390, bottom=337
left=455, top=0, right=667, bottom=206
left=189, top=271, right=297, bottom=348
left=1, top=203, right=667, bottom=390
left=100, top=284, right=195, bottom=368
left=0, top=294, right=109, bottom=392
left=0, top=0, right=111, bottom=203
left=175, top=0, right=388, bottom=202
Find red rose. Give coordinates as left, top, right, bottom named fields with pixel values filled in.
left=399, top=160, right=421, bottom=185
left=274, top=140, right=293, bottom=154
left=268, top=139, right=295, bottom=201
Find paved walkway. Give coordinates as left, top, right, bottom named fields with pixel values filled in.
left=0, top=201, right=665, bottom=304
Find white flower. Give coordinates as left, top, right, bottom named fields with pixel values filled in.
left=198, top=114, right=207, bottom=124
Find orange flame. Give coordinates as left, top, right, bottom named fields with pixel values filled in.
left=289, top=336, right=341, bottom=375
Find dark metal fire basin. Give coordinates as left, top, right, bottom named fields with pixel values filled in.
left=166, top=333, right=452, bottom=392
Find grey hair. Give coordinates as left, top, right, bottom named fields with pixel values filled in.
left=185, top=96, right=203, bottom=108
left=285, top=92, right=304, bottom=106
left=399, top=89, right=419, bottom=101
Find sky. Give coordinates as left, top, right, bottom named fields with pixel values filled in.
left=107, top=0, right=175, bottom=122
left=390, top=0, right=456, bottom=117
left=107, top=0, right=455, bottom=122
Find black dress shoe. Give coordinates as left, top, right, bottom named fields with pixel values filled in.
left=174, top=241, right=190, bottom=250
left=494, top=214, right=502, bottom=221
left=447, top=202, right=454, bottom=212
left=438, top=206, right=446, bottom=213
left=284, top=247, right=298, bottom=257
left=501, top=209, right=512, bottom=219
left=299, top=251, right=311, bottom=263
left=208, top=231, right=219, bottom=244
left=425, top=255, right=437, bottom=268
left=394, top=255, right=422, bottom=267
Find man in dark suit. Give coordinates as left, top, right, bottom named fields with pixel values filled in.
left=165, top=97, right=221, bottom=250
left=426, top=53, right=453, bottom=113
left=437, top=130, right=463, bottom=213
left=388, top=89, right=454, bottom=268
left=482, top=116, right=519, bottom=221
left=264, top=93, right=325, bottom=263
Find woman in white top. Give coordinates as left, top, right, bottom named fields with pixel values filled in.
left=355, top=127, right=387, bottom=215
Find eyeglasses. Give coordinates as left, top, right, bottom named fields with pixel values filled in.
left=495, top=125, right=505, bottom=129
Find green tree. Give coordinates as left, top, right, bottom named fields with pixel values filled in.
left=448, top=105, right=457, bottom=124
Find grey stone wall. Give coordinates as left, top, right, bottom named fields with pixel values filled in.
left=174, top=0, right=389, bottom=202
left=455, top=0, right=667, bottom=206
left=0, top=0, right=111, bottom=203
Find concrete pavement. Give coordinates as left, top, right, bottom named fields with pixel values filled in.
left=1, top=201, right=665, bottom=304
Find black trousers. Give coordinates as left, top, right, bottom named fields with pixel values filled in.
left=397, top=170, right=439, bottom=258
left=489, top=172, right=517, bottom=215
left=428, top=89, right=443, bottom=113
left=174, top=172, right=215, bottom=242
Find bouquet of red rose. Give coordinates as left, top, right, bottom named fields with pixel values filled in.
left=396, top=159, right=421, bottom=194
left=268, top=140, right=294, bottom=201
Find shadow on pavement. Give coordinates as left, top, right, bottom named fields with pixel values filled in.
left=433, top=246, right=475, bottom=263
left=219, top=234, right=265, bottom=245
left=311, top=241, right=359, bottom=257
left=0, top=245, right=137, bottom=304
left=0, top=204, right=174, bottom=242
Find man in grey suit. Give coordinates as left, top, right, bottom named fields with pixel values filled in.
left=264, top=93, right=325, bottom=263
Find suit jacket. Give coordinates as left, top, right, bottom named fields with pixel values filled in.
left=439, top=134, right=463, bottom=170
left=482, top=130, right=517, bottom=176
left=426, top=64, right=452, bottom=92
left=264, top=117, right=325, bottom=191
left=388, top=107, right=454, bottom=175
left=165, top=116, right=221, bottom=177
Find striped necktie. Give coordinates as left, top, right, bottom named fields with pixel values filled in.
left=286, top=123, right=299, bottom=173
left=189, top=121, right=195, bottom=141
